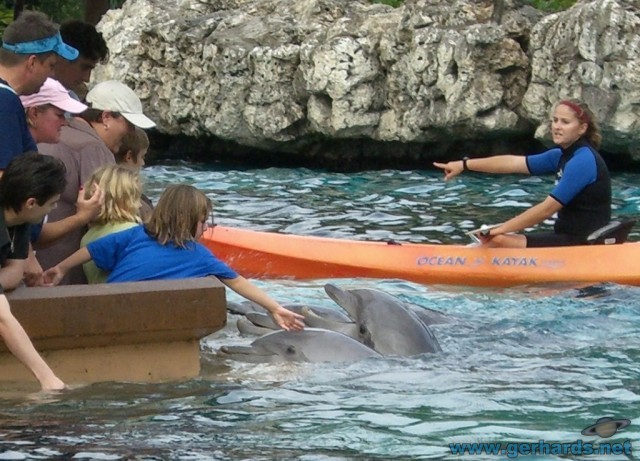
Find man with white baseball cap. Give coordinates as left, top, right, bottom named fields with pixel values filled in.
left=85, top=80, right=155, bottom=129
left=37, top=80, right=155, bottom=284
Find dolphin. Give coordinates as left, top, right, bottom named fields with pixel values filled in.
left=301, top=307, right=356, bottom=336
left=216, top=343, right=284, bottom=363
left=246, top=309, right=357, bottom=332
left=322, top=283, right=442, bottom=355
left=227, top=300, right=353, bottom=323
left=245, top=312, right=281, bottom=330
left=218, top=328, right=381, bottom=363
left=408, top=305, right=451, bottom=326
left=227, top=300, right=262, bottom=316
left=231, top=298, right=450, bottom=326
left=236, top=317, right=275, bottom=337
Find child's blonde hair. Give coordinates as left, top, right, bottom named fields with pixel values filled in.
left=84, top=164, right=142, bottom=225
left=114, top=127, right=150, bottom=164
left=145, top=184, right=212, bottom=248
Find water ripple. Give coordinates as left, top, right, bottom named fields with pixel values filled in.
left=1, top=165, right=639, bottom=459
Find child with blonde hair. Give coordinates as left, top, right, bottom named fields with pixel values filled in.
left=115, top=127, right=153, bottom=221
left=45, top=184, right=304, bottom=331
left=80, top=164, right=142, bottom=283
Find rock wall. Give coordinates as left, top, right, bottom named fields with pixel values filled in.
left=93, top=0, right=640, bottom=165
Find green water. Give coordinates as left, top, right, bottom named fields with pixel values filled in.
left=0, top=164, right=638, bottom=460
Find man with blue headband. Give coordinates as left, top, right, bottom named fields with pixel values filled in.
left=0, top=11, right=79, bottom=172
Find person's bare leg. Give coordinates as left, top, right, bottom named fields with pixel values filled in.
left=482, top=234, right=527, bottom=248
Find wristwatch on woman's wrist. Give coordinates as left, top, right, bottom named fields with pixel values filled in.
left=462, top=156, right=470, bottom=172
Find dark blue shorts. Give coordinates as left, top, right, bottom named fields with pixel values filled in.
left=525, top=232, right=586, bottom=248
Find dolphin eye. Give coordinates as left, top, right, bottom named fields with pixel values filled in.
left=359, top=325, right=367, bottom=335
left=286, top=345, right=296, bottom=355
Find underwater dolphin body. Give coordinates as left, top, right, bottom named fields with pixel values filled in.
left=227, top=300, right=353, bottom=323
left=230, top=298, right=449, bottom=333
left=224, top=284, right=443, bottom=362
left=319, top=283, right=442, bottom=355
left=235, top=316, right=275, bottom=337
left=218, top=328, right=381, bottom=363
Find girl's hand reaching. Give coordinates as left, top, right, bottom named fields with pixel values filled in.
left=221, top=275, right=306, bottom=331
left=41, top=266, right=64, bottom=286
left=271, top=307, right=305, bottom=331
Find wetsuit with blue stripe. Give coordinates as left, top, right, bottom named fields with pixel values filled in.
left=524, top=138, right=611, bottom=246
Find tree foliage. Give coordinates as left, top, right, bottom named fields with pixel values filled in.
left=366, top=0, right=578, bottom=11
left=370, top=0, right=404, bottom=7
left=0, top=0, right=126, bottom=27
left=527, top=0, right=577, bottom=12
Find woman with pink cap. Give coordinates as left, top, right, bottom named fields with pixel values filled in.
left=19, top=78, right=103, bottom=286
left=37, top=80, right=155, bottom=284
left=20, top=77, right=87, bottom=144
left=434, top=98, right=611, bottom=248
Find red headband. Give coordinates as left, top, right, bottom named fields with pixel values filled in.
left=559, top=100, right=590, bottom=124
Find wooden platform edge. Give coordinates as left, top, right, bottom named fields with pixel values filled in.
left=0, top=277, right=228, bottom=385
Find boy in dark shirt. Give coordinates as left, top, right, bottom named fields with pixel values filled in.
left=0, top=152, right=67, bottom=390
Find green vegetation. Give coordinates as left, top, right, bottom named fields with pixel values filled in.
left=528, top=0, right=577, bottom=12
left=370, top=0, right=403, bottom=7
left=0, top=7, right=12, bottom=33
left=0, top=1, right=126, bottom=32
left=34, top=0, right=83, bottom=22
left=1, top=1, right=82, bottom=23
left=367, top=0, right=579, bottom=12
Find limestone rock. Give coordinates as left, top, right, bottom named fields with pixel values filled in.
left=522, top=0, right=640, bottom=156
left=93, top=0, right=640, bottom=162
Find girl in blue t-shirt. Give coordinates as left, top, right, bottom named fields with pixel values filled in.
left=43, top=184, right=304, bottom=331
left=433, top=99, right=611, bottom=248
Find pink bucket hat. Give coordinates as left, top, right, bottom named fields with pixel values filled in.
left=20, top=78, right=88, bottom=113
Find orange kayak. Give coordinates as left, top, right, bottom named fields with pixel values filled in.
left=201, top=226, right=640, bottom=287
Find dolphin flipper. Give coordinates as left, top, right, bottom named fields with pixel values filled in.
left=246, top=312, right=281, bottom=330
left=405, top=308, right=442, bottom=353
left=302, top=307, right=358, bottom=338
left=298, top=305, right=353, bottom=323
left=408, top=305, right=451, bottom=326
left=227, top=301, right=266, bottom=316
left=236, top=317, right=275, bottom=336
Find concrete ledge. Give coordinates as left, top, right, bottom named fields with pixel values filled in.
left=0, top=278, right=227, bottom=384
left=0, top=341, right=202, bottom=385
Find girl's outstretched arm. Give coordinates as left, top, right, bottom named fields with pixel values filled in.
left=221, top=276, right=305, bottom=331
left=42, top=247, right=93, bottom=286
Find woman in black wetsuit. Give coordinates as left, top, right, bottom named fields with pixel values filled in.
left=434, top=99, right=610, bottom=248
